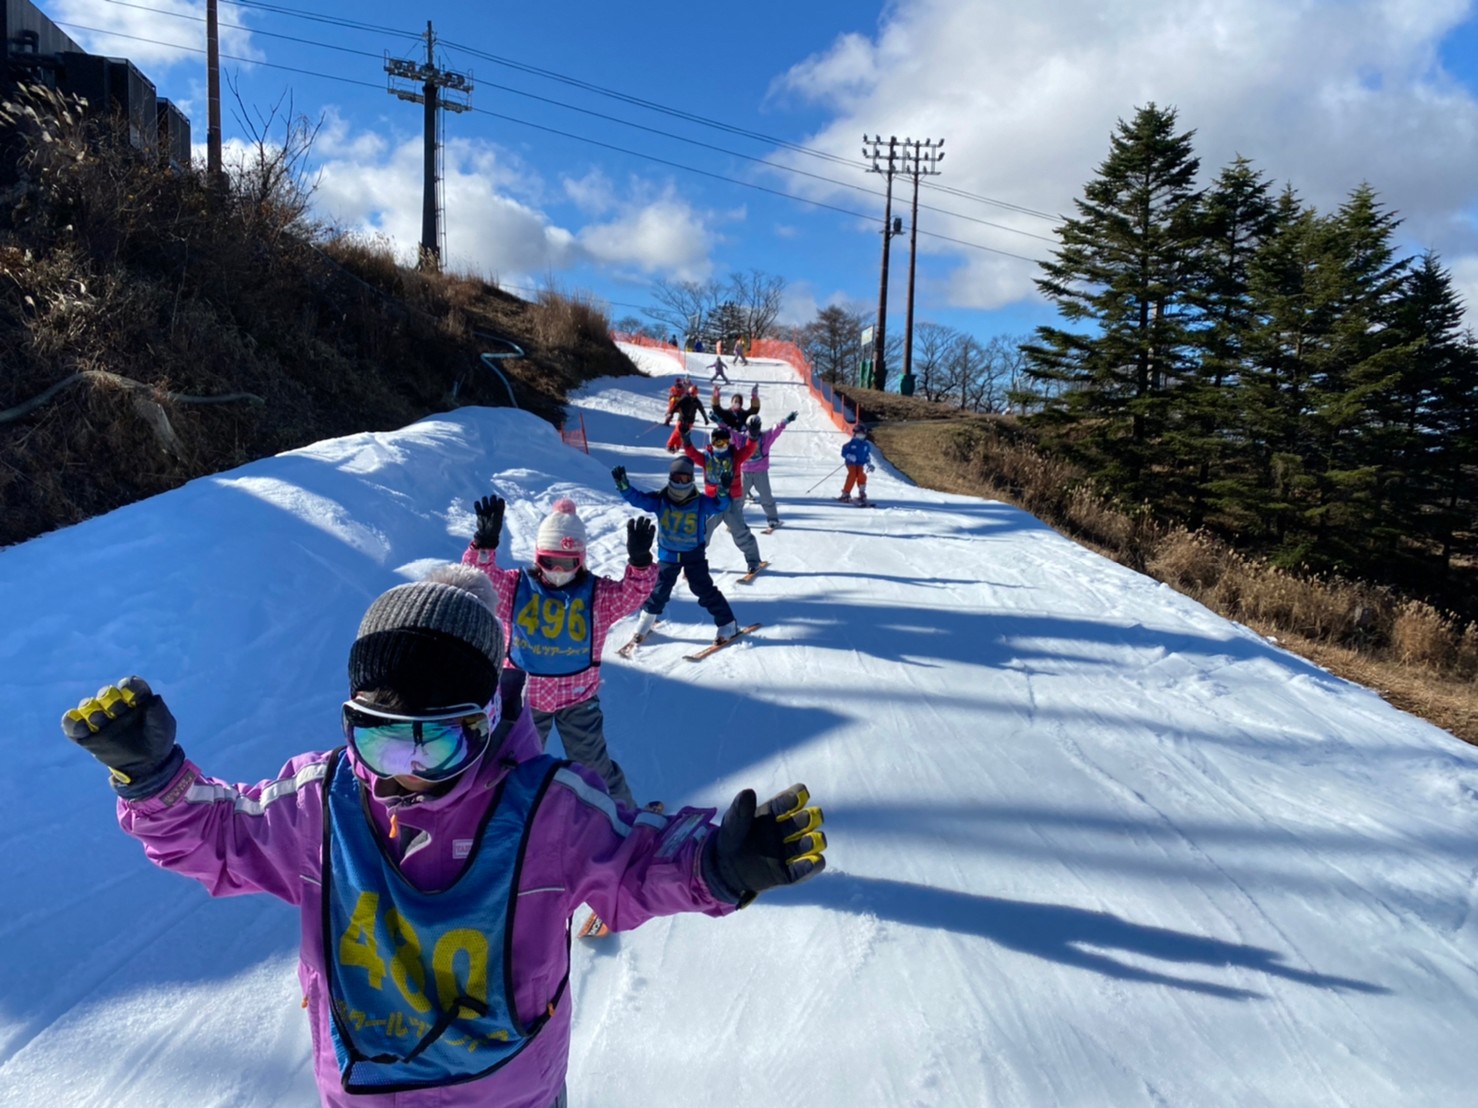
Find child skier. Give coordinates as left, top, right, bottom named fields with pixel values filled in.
left=741, top=411, right=798, bottom=530
left=663, top=376, right=687, bottom=422
left=711, top=383, right=760, bottom=434
left=709, top=355, right=730, bottom=384
left=61, top=565, right=826, bottom=1108
left=838, top=424, right=876, bottom=504
left=613, top=456, right=743, bottom=644
left=665, top=382, right=710, bottom=453
left=682, top=423, right=763, bottom=577
left=462, top=494, right=654, bottom=809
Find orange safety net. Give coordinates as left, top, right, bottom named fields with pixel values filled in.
left=749, top=339, right=859, bottom=432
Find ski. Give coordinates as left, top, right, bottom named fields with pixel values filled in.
left=615, top=620, right=663, bottom=658
left=736, top=561, right=770, bottom=584
left=577, top=910, right=609, bottom=940
left=761, top=522, right=783, bottom=534
left=684, top=623, right=762, bottom=662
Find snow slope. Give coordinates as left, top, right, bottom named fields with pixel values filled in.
left=3, top=345, right=1478, bottom=1106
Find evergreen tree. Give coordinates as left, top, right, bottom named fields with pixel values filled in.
left=1387, top=252, right=1478, bottom=579
left=1238, top=186, right=1412, bottom=571
left=1021, top=103, right=1203, bottom=500
left=1176, top=156, right=1280, bottom=527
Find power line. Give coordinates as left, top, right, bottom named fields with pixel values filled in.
left=102, top=0, right=1066, bottom=227
left=52, top=19, right=1049, bottom=263
left=219, top=0, right=410, bottom=38
left=101, top=0, right=385, bottom=60
left=51, top=21, right=384, bottom=89
left=440, top=36, right=1064, bottom=224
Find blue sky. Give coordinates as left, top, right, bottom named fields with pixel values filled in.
left=43, top=0, right=1478, bottom=345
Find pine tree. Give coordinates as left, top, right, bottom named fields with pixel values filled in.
left=1238, top=186, right=1412, bottom=571
left=1176, top=157, right=1280, bottom=527
left=1021, top=103, right=1203, bottom=501
left=1387, top=252, right=1478, bottom=579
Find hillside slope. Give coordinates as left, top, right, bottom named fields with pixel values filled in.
left=2, top=347, right=1476, bottom=1106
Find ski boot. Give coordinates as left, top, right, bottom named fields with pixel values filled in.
left=835, top=492, right=852, bottom=502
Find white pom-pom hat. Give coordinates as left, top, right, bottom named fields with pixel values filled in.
left=535, top=498, right=588, bottom=559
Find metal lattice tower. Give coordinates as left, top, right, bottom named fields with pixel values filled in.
left=385, top=22, right=472, bottom=271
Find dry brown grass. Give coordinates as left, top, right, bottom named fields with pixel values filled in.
left=871, top=417, right=1478, bottom=746
left=1, top=86, right=636, bottom=547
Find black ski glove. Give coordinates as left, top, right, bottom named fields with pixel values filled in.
left=612, top=465, right=630, bottom=492
left=703, top=784, right=827, bottom=908
left=473, top=494, right=505, bottom=550
left=62, top=677, right=182, bottom=796
left=626, top=517, right=656, bottom=567
left=785, top=411, right=798, bottom=424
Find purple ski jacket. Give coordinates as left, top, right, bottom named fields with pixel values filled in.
left=739, top=423, right=788, bottom=475
left=115, top=700, right=735, bottom=1107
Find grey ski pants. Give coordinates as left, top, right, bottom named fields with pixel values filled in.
left=742, top=470, right=779, bottom=526
left=717, top=496, right=762, bottom=571
left=531, top=694, right=636, bottom=808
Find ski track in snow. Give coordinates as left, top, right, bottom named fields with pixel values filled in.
left=5, top=346, right=1478, bottom=1105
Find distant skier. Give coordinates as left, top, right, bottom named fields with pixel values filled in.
left=61, top=566, right=826, bottom=1107
left=463, top=495, right=655, bottom=808
left=709, top=354, right=730, bottom=384
left=838, top=424, right=876, bottom=504
left=613, top=456, right=743, bottom=644
left=711, top=383, right=760, bottom=433
left=682, top=422, right=763, bottom=577
left=663, top=375, right=687, bottom=422
left=665, top=382, right=710, bottom=453
left=741, top=411, right=797, bottom=531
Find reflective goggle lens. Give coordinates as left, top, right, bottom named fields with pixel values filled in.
left=342, top=702, right=490, bottom=781
left=536, top=553, right=581, bottom=573
left=669, top=473, right=694, bottom=485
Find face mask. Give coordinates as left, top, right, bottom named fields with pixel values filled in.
left=536, top=552, right=581, bottom=587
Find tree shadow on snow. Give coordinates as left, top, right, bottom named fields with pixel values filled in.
left=789, top=873, right=1389, bottom=1001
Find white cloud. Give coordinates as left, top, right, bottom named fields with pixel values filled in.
left=51, top=0, right=261, bottom=70
left=577, top=192, right=715, bottom=279
left=303, top=120, right=728, bottom=284
left=768, top=0, right=1478, bottom=314
left=562, top=169, right=617, bottom=216
left=1450, top=253, right=1478, bottom=321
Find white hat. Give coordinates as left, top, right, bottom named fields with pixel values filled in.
left=535, top=498, right=587, bottom=558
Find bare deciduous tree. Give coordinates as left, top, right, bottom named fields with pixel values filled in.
left=727, top=268, right=786, bottom=340
left=226, top=78, right=323, bottom=248
left=913, top=321, right=962, bottom=402
left=645, top=278, right=724, bottom=342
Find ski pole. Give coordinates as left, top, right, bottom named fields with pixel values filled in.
left=806, top=464, right=845, bottom=493
left=638, top=421, right=667, bottom=437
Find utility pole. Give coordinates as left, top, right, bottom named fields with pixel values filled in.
left=863, top=134, right=901, bottom=392
left=385, top=23, right=472, bottom=271
left=205, top=0, right=222, bottom=185
left=900, top=138, right=944, bottom=397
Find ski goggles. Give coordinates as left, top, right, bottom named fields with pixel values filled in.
left=668, top=472, right=694, bottom=486
left=535, top=552, right=581, bottom=574
left=342, top=701, right=492, bottom=782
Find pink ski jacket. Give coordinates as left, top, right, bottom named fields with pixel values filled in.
left=460, top=549, right=655, bottom=714
left=739, top=423, right=788, bottom=475
left=115, top=703, right=733, bottom=1108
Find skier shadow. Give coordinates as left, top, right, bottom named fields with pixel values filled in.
left=788, top=873, right=1389, bottom=1001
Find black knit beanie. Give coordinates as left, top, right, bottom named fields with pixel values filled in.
left=347, top=580, right=504, bottom=711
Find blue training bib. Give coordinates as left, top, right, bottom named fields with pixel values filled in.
left=322, top=751, right=564, bottom=1093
